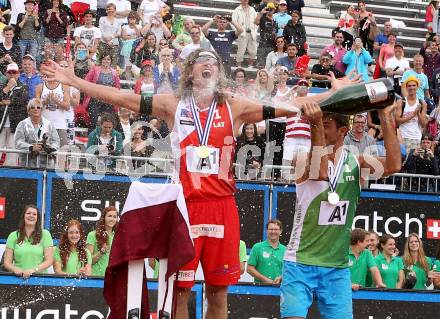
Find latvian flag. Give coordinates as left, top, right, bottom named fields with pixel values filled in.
left=104, top=182, right=195, bottom=319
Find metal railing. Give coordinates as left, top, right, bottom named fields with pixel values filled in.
left=1, top=148, right=440, bottom=193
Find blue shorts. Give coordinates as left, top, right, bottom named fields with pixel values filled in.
left=280, top=261, right=352, bottom=319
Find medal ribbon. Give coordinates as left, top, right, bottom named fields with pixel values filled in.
left=328, top=149, right=348, bottom=193
left=190, top=95, right=217, bottom=146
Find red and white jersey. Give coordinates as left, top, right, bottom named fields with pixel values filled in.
left=285, top=115, right=311, bottom=139
left=171, top=97, right=236, bottom=200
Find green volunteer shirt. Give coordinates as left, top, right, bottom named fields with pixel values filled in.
left=284, top=151, right=361, bottom=268
left=404, top=257, right=433, bottom=290
left=239, top=240, right=247, bottom=263
left=54, top=247, right=92, bottom=275
left=375, top=253, right=404, bottom=288
left=433, top=260, right=440, bottom=272
left=6, top=229, right=53, bottom=273
left=86, top=230, right=114, bottom=276
left=248, top=240, right=286, bottom=283
left=349, top=247, right=376, bottom=287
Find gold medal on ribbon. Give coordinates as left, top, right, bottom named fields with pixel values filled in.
left=196, top=145, right=210, bottom=159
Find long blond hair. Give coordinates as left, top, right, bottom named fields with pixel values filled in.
left=402, top=233, right=429, bottom=273
left=255, top=69, right=274, bottom=98
left=177, top=49, right=228, bottom=104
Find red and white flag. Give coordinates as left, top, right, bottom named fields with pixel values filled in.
left=104, top=182, right=195, bottom=319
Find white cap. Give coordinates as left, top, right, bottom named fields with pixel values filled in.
left=279, top=0, right=287, bottom=4
left=6, top=63, right=19, bottom=72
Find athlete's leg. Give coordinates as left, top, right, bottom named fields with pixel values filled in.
left=316, top=267, right=352, bottom=319
left=205, top=284, right=228, bottom=319
left=175, top=287, right=191, bottom=319
left=280, top=261, right=316, bottom=319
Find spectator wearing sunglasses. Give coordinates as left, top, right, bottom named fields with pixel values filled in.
left=14, top=98, right=60, bottom=168
left=310, top=53, right=344, bottom=88
left=179, top=25, right=213, bottom=61
left=0, top=63, right=30, bottom=166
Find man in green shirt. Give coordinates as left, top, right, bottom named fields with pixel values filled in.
left=281, top=103, right=401, bottom=319
left=349, top=228, right=385, bottom=290
left=248, top=219, right=286, bottom=284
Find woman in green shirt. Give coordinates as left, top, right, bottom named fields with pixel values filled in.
left=402, top=233, right=435, bottom=289
left=375, top=234, right=404, bottom=289
left=434, top=244, right=440, bottom=289
left=3, top=205, right=54, bottom=279
left=86, top=206, right=118, bottom=276
left=54, top=220, right=92, bottom=276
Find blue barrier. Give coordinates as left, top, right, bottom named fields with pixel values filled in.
left=0, top=168, right=44, bottom=244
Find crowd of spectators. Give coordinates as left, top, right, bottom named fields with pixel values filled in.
left=0, top=0, right=439, bottom=183
left=349, top=228, right=440, bottom=290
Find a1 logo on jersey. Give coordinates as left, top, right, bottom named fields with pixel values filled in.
left=318, top=201, right=350, bottom=225
left=426, top=219, right=440, bottom=239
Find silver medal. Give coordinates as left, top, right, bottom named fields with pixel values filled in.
left=328, top=192, right=340, bottom=205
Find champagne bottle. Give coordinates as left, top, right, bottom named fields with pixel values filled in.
left=319, top=78, right=395, bottom=115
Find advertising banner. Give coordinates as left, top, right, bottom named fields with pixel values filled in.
left=227, top=283, right=440, bottom=319
left=272, top=186, right=440, bottom=256
left=0, top=274, right=203, bottom=319
left=0, top=169, right=43, bottom=242
left=45, top=173, right=270, bottom=248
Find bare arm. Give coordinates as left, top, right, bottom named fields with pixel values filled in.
left=247, top=265, right=274, bottom=284
left=201, top=18, right=215, bottom=36
left=395, top=99, right=419, bottom=126
left=359, top=104, right=402, bottom=178
left=397, top=269, right=405, bottom=288
left=3, top=248, right=23, bottom=276
left=230, top=19, right=244, bottom=36
left=42, top=61, right=174, bottom=123
left=417, top=101, right=428, bottom=128
left=370, top=266, right=386, bottom=288
left=296, top=103, right=328, bottom=183
left=87, top=243, right=103, bottom=265
left=53, top=260, right=66, bottom=275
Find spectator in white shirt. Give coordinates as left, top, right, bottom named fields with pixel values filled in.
left=73, top=10, right=101, bottom=61
left=232, top=0, right=258, bottom=68
left=107, top=0, right=132, bottom=25
left=98, top=3, right=122, bottom=68
left=138, top=0, right=168, bottom=26
left=179, top=26, right=213, bottom=61
left=385, top=43, right=410, bottom=95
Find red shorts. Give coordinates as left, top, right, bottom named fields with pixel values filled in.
left=177, top=196, right=240, bottom=288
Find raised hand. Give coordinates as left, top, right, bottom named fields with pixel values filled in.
left=329, top=70, right=362, bottom=91
left=41, top=60, right=76, bottom=86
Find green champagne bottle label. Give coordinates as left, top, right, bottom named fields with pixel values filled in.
left=365, top=81, right=388, bottom=104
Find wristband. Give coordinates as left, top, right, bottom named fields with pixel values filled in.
left=262, top=105, right=276, bottom=120
left=140, top=95, right=153, bottom=115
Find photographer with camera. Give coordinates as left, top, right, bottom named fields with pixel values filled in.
left=86, top=113, right=123, bottom=169
left=403, top=135, right=439, bottom=186
left=0, top=63, right=30, bottom=166
left=255, top=3, right=277, bottom=69
left=14, top=98, right=60, bottom=168
left=202, top=14, right=243, bottom=76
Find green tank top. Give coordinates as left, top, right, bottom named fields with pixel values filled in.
left=284, top=150, right=361, bottom=268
